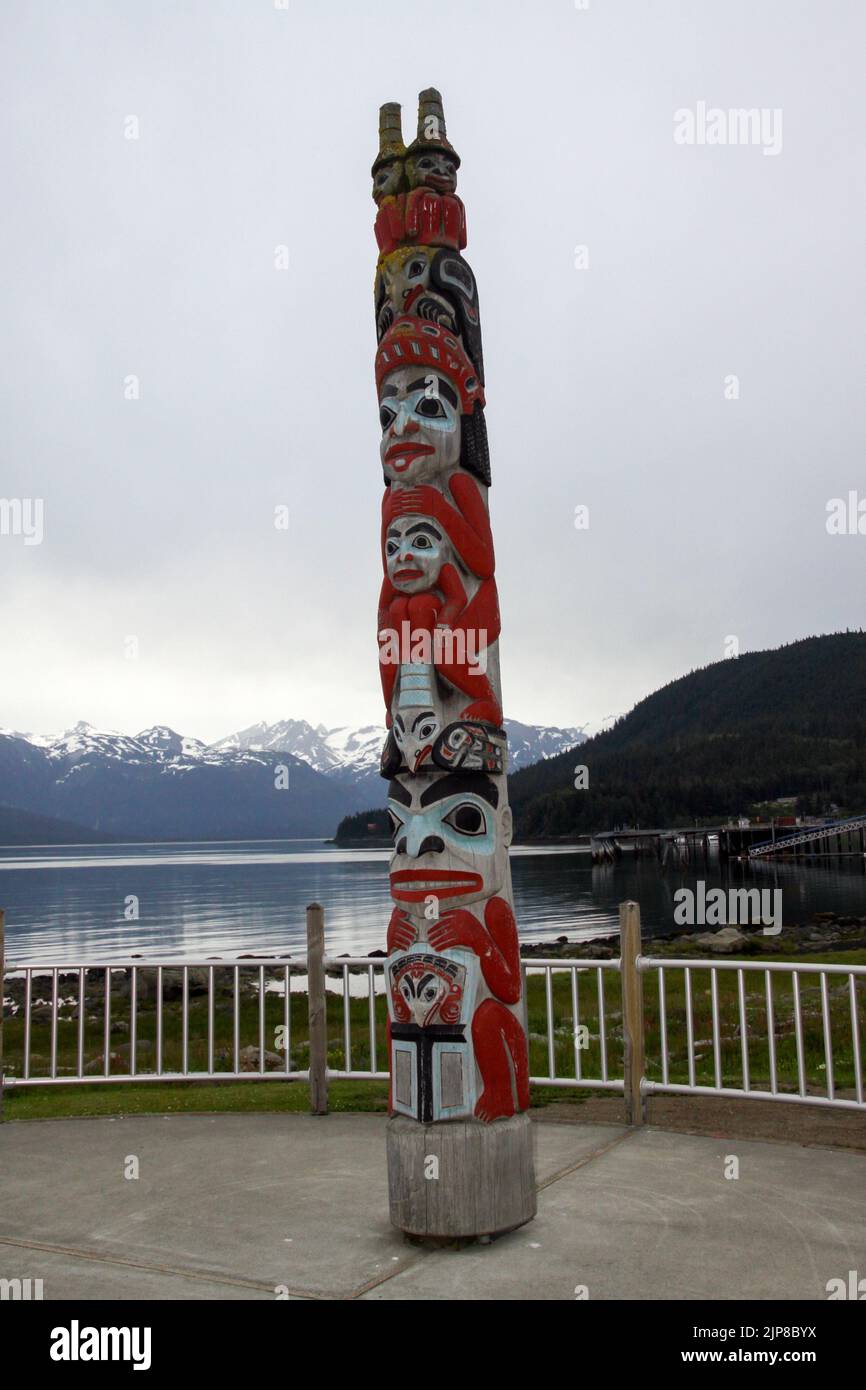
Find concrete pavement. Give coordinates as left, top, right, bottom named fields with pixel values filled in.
left=0, top=1113, right=863, bottom=1300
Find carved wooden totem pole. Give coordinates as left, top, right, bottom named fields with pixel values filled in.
left=372, top=90, right=536, bottom=1238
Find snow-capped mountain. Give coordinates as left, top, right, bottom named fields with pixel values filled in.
left=212, top=717, right=585, bottom=786
left=211, top=719, right=383, bottom=780
left=0, top=721, right=362, bottom=841
left=500, top=720, right=586, bottom=769
left=0, top=716, right=585, bottom=843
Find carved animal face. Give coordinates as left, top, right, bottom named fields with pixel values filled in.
left=400, top=969, right=446, bottom=1024
left=392, top=708, right=442, bottom=773
left=389, top=954, right=465, bottom=1025
left=377, top=250, right=438, bottom=340
left=379, top=366, right=461, bottom=485
left=375, top=249, right=474, bottom=347
left=385, top=515, right=446, bottom=594
left=387, top=773, right=511, bottom=912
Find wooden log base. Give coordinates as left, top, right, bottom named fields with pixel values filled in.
left=386, top=1112, right=537, bottom=1239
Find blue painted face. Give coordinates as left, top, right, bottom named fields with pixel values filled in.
left=379, top=367, right=461, bottom=485
left=385, top=516, right=446, bottom=593
left=387, top=781, right=508, bottom=912
left=388, top=792, right=496, bottom=860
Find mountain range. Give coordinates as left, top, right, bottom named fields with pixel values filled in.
left=0, top=717, right=584, bottom=844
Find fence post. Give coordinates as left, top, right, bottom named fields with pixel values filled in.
left=306, top=902, right=328, bottom=1115
left=0, top=909, right=5, bottom=1121
left=620, top=900, right=646, bottom=1125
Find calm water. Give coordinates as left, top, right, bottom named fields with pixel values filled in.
left=1, top=839, right=864, bottom=965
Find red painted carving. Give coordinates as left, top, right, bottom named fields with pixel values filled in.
left=431, top=899, right=528, bottom=1121
left=373, top=92, right=531, bottom=1133
left=377, top=569, right=502, bottom=726
left=374, top=190, right=467, bottom=256
left=427, top=897, right=521, bottom=1004
left=382, top=475, right=494, bottom=580
left=472, top=998, right=531, bottom=1121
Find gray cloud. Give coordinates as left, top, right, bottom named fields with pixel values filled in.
left=1, top=0, right=863, bottom=742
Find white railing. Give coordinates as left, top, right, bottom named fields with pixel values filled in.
left=522, top=958, right=624, bottom=1093
left=641, top=955, right=865, bottom=1111
left=321, top=954, right=389, bottom=1082
left=1, top=957, right=308, bottom=1088
left=1, top=904, right=863, bottom=1116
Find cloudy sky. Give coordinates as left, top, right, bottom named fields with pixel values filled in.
left=1, top=0, right=863, bottom=744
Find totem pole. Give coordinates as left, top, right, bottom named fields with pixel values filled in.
left=372, top=90, right=536, bottom=1238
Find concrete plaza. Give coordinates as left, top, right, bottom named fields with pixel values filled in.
left=1, top=1112, right=863, bottom=1300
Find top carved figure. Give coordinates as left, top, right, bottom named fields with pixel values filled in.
left=405, top=88, right=460, bottom=194
left=372, top=91, right=467, bottom=254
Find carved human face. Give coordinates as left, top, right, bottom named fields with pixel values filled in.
left=407, top=151, right=458, bottom=194
left=372, top=158, right=405, bottom=204
left=385, top=515, right=446, bottom=594
left=379, top=367, right=461, bottom=485
left=387, top=774, right=511, bottom=912
left=392, top=707, right=442, bottom=773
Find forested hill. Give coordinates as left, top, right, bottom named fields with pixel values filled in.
left=510, top=633, right=866, bottom=838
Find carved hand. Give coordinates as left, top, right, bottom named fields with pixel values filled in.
left=428, top=908, right=484, bottom=955
left=386, top=907, right=418, bottom=953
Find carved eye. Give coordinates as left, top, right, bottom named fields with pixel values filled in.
left=407, top=258, right=426, bottom=279
left=386, top=538, right=400, bottom=557
left=444, top=803, right=485, bottom=836
left=380, top=404, right=396, bottom=430
left=416, top=719, right=438, bottom=741
left=411, top=534, right=432, bottom=550
left=417, top=396, right=445, bottom=419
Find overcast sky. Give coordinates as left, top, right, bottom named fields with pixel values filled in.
left=1, top=0, right=863, bottom=744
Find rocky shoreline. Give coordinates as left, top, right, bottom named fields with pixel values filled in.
left=519, top=911, right=866, bottom=960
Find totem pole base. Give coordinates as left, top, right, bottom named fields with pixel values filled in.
left=386, top=1113, right=537, bottom=1241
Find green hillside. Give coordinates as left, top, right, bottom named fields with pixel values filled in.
left=510, top=633, right=866, bottom=837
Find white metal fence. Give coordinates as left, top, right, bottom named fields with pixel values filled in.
left=523, top=958, right=624, bottom=1093
left=1, top=904, right=863, bottom=1117
left=642, top=955, right=864, bottom=1112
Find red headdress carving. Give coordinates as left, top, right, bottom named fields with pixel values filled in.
left=375, top=316, right=485, bottom=413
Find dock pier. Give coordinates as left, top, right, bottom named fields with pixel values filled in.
left=589, top=815, right=866, bottom=866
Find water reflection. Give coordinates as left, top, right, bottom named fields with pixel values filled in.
left=0, top=839, right=863, bottom=965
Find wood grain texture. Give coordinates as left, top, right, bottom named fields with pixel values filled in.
left=386, top=1112, right=536, bottom=1237
left=306, top=902, right=328, bottom=1116
left=620, top=900, right=646, bottom=1125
